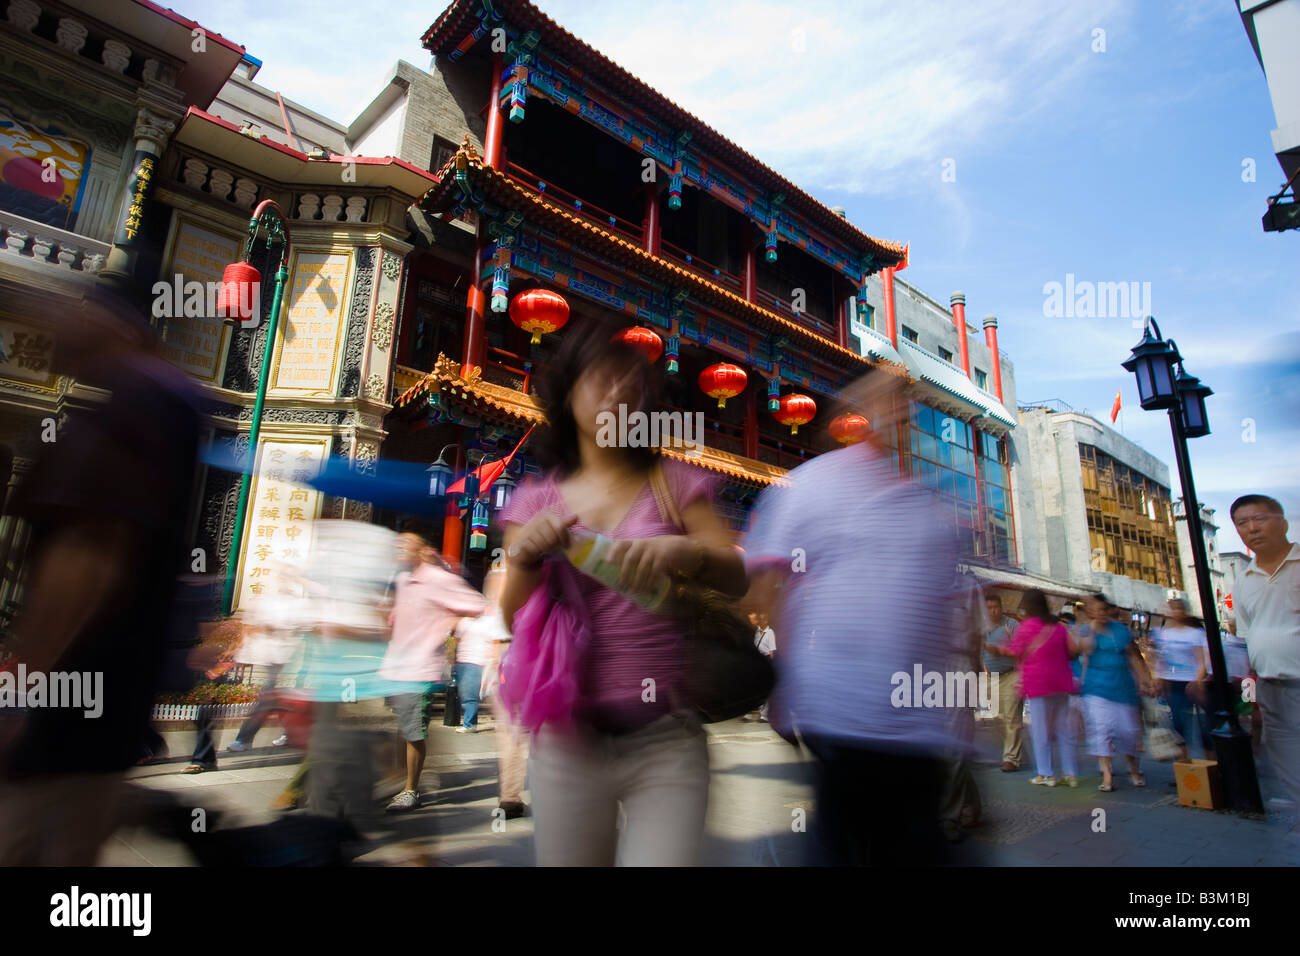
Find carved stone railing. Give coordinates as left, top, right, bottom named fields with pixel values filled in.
left=2, top=0, right=178, bottom=86
left=0, top=209, right=108, bottom=274
left=176, top=154, right=263, bottom=211
left=293, top=191, right=369, bottom=223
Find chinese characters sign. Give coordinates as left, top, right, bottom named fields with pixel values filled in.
left=158, top=218, right=240, bottom=382
left=271, top=251, right=351, bottom=395
left=113, top=150, right=156, bottom=247
left=0, top=318, right=55, bottom=387
left=234, top=439, right=327, bottom=611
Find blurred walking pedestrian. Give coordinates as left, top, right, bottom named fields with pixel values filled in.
left=939, top=571, right=987, bottom=841
left=0, top=285, right=201, bottom=865
left=475, top=570, right=529, bottom=818
left=1006, top=589, right=1080, bottom=788
left=1078, top=593, right=1154, bottom=792
left=753, top=612, right=776, bottom=722
left=982, top=591, right=1023, bottom=772
left=380, top=533, right=486, bottom=812
left=745, top=370, right=958, bottom=866
left=1150, top=598, right=1210, bottom=759
left=500, top=328, right=746, bottom=866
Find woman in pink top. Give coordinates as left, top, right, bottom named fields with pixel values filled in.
left=1005, top=589, right=1082, bottom=788
left=500, top=324, right=746, bottom=866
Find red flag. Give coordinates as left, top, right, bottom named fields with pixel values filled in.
left=448, top=424, right=536, bottom=495
left=1110, top=390, right=1122, bottom=424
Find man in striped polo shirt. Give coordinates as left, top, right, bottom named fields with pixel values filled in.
left=745, top=372, right=961, bottom=865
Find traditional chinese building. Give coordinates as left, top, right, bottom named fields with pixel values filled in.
left=379, top=0, right=1026, bottom=579
left=0, top=1, right=438, bottom=611
left=0, top=0, right=1031, bottom=614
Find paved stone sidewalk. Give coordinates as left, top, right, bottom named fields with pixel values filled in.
left=100, top=716, right=1300, bottom=866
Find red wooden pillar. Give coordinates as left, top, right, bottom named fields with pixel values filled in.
left=461, top=229, right=488, bottom=375
left=983, top=314, right=1004, bottom=401
left=441, top=442, right=467, bottom=563
left=950, top=291, right=971, bottom=376
left=484, top=52, right=505, bottom=169
left=744, top=385, right=759, bottom=460
left=882, top=266, right=898, bottom=348
left=461, top=53, right=506, bottom=378
left=642, top=183, right=661, bottom=256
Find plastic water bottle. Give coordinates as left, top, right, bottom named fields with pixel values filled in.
left=566, top=529, right=672, bottom=613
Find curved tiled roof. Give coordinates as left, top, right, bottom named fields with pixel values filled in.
left=897, top=340, right=1018, bottom=430
left=394, top=355, right=786, bottom=487
left=421, top=144, right=912, bottom=382
left=422, top=0, right=907, bottom=264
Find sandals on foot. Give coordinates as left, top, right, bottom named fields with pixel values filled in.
left=181, top=763, right=213, bottom=774
left=1130, top=773, right=1146, bottom=788
left=1098, top=782, right=1114, bottom=792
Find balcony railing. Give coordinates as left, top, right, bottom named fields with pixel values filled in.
left=0, top=210, right=108, bottom=275
left=658, top=238, right=742, bottom=292
left=504, top=162, right=644, bottom=244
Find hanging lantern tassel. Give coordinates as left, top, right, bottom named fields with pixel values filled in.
left=774, top=393, right=816, bottom=435
left=665, top=335, right=679, bottom=375
left=698, top=363, right=747, bottom=409
left=509, top=288, right=570, bottom=345
left=469, top=499, right=491, bottom=552
left=767, top=377, right=780, bottom=412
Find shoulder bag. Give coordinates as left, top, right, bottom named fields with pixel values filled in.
left=649, top=463, right=776, bottom=723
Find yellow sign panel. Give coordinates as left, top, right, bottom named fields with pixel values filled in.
left=157, top=217, right=240, bottom=382
left=233, top=439, right=328, bottom=612
left=271, top=251, right=352, bottom=396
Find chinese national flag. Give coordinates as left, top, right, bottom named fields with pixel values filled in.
left=1110, top=390, right=1122, bottom=423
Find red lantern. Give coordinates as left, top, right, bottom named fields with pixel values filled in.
left=829, top=413, right=871, bottom=445
left=698, top=363, right=747, bottom=408
left=509, top=288, right=570, bottom=345
left=774, top=393, right=817, bottom=435
left=215, top=261, right=261, bottom=324
left=612, top=326, right=663, bottom=363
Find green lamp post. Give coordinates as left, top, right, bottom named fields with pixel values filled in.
left=216, top=199, right=292, bottom=614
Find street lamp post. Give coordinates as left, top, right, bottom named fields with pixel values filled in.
left=1123, top=318, right=1263, bottom=814
left=217, top=200, right=291, bottom=615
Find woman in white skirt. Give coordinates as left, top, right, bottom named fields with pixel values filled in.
left=1077, top=594, right=1155, bottom=792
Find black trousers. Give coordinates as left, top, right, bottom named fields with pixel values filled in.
left=803, top=735, right=949, bottom=866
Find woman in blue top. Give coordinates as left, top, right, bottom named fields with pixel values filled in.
left=1078, top=594, right=1155, bottom=792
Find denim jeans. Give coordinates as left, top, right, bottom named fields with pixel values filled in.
left=454, top=662, right=484, bottom=728
left=234, top=664, right=284, bottom=745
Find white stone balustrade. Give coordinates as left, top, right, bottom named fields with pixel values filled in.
left=0, top=210, right=110, bottom=274
left=294, top=192, right=369, bottom=222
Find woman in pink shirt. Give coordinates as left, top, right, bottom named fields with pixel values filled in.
left=1005, top=589, right=1082, bottom=788
left=500, top=324, right=746, bottom=866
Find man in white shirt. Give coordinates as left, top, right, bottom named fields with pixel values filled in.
left=1231, top=494, right=1300, bottom=827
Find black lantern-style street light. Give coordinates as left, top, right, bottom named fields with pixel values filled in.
left=491, top=472, right=516, bottom=511
left=426, top=443, right=458, bottom=499
left=1176, top=366, right=1213, bottom=439
left=1121, top=318, right=1180, bottom=410
left=1122, top=317, right=1262, bottom=814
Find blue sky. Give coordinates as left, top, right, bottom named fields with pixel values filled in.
left=184, top=0, right=1298, bottom=555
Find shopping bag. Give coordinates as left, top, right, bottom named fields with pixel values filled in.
left=1142, top=698, right=1184, bottom=762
